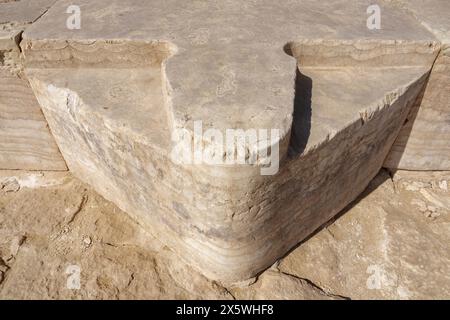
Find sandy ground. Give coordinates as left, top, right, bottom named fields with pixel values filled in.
left=0, top=169, right=449, bottom=299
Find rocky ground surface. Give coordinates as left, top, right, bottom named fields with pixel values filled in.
left=0, top=169, right=449, bottom=300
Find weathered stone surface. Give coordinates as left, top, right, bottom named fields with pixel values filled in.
left=0, top=29, right=20, bottom=51
left=22, top=0, right=440, bottom=282
left=0, top=68, right=66, bottom=170
left=23, top=0, right=437, bottom=135
left=0, top=0, right=56, bottom=29
left=385, top=0, right=450, bottom=170
left=231, top=271, right=344, bottom=300
left=279, top=170, right=450, bottom=299
left=0, top=23, right=23, bottom=75
left=0, top=172, right=319, bottom=299
left=0, top=0, right=66, bottom=170
left=0, top=0, right=56, bottom=74
left=0, top=170, right=448, bottom=299
left=0, top=0, right=56, bottom=72
left=389, top=0, right=450, bottom=41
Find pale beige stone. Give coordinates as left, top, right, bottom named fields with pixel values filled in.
left=385, top=45, right=450, bottom=170
left=231, top=271, right=344, bottom=300
left=279, top=170, right=450, bottom=300
left=388, top=0, right=450, bottom=42
left=0, top=170, right=448, bottom=299
left=0, top=29, right=20, bottom=51
left=385, top=0, right=450, bottom=170
left=0, top=0, right=56, bottom=29
left=0, top=68, right=66, bottom=170
left=22, top=0, right=442, bottom=283
left=0, top=0, right=56, bottom=73
left=0, top=0, right=66, bottom=170
left=0, top=173, right=234, bottom=299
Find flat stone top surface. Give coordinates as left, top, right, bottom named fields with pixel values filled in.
left=0, top=0, right=56, bottom=26
left=0, top=29, right=21, bottom=50
left=391, top=0, right=450, bottom=43
left=25, top=0, right=436, bottom=41
left=24, top=0, right=439, bottom=141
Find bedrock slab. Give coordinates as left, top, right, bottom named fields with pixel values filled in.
left=22, top=0, right=439, bottom=282
left=384, top=0, right=450, bottom=170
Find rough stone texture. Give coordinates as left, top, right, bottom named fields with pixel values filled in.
left=384, top=0, right=450, bottom=170
left=0, top=29, right=20, bottom=51
left=22, top=0, right=437, bottom=135
left=279, top=170, right=450, bottom=299
left=22, top=0, right=441, bottom=282
left=0, top=171, right=330, bottom=300
left=0, top=0, right=66, bottom=170
left=231, top=271, right=345, bottom=300
left=0, top=170, right=448, bottom=299
left=0, top=68, right=67, bottom=170
left=25, top=51, right=434, bottom=283
left=0, top=0, right=56, bottom=29
left=0, top=0, right=57, bottom=74
left=0, top=28, right=22, bottom=74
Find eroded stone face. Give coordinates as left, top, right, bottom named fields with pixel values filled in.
left=0, top=170, right=448, bottom=299
left=385, top=0, right=450, bottom=170
left=21, top=0, right=444, bottom=282
left=385, top=47, right=450, bottom=170
left=0, top=0, right=66, bottom=171
left=22, top=0, right=438, bottom=138
left=279, top=170, right=450, bottom=300
left=0, top=68, right=67, bottom=170
left=0, top=0, right=56, bottom=28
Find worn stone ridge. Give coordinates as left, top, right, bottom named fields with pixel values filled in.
left=21, top=0, right=444, bottom=282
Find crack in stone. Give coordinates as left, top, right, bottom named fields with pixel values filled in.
left=221, top=285, right=237, bottom=300
left=126, top=272, right=135, bottom=288
left=66, top=194, right=88, bottom=224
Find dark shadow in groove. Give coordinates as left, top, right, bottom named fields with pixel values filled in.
left=288, top=68, right=312, bottom=157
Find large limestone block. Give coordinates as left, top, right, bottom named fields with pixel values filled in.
left=22, top=0, right=439, bottom=282
left=385, top=0, right=450, bottom=170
